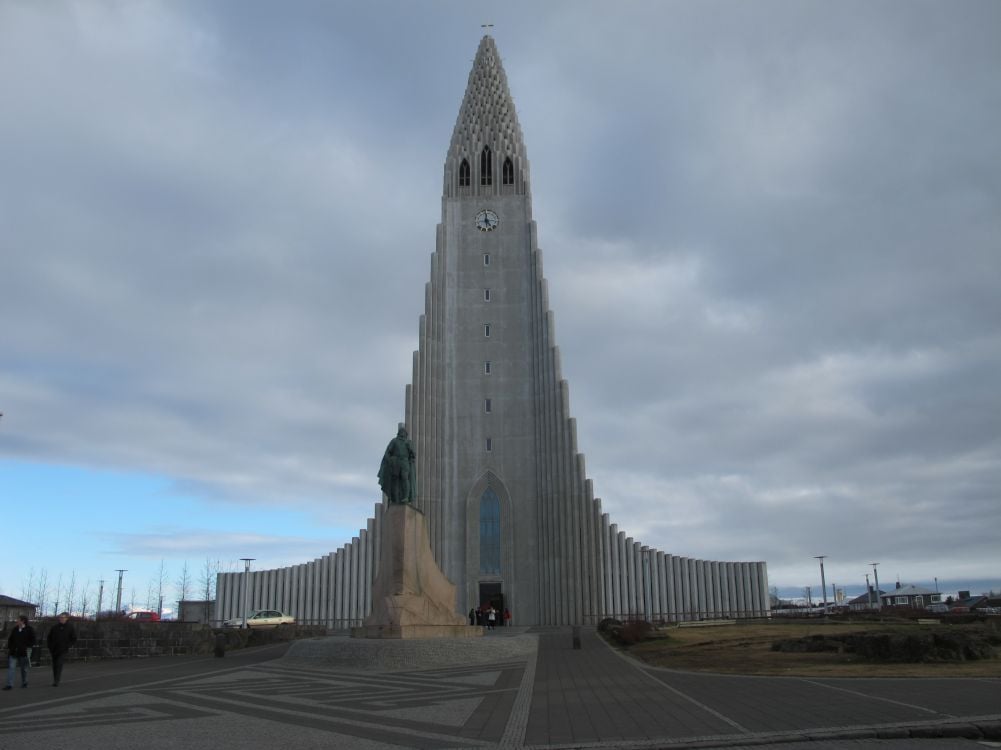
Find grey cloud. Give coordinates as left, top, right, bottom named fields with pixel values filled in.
left=1, top=0, right=998, bottom=591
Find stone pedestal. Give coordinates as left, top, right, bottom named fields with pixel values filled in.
left=352, top=504, right=483, bottom=639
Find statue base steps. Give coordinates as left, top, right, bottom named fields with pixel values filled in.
left=351, top=624, right=483, bottom=639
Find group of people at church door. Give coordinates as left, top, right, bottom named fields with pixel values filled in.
left=468, top=606, right=512, bottom=629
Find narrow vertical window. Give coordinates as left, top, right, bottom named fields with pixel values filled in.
left=485, top=437, right=493, bottom=452
left=502, top=157, right=514, bottom=185
left=458, top=158, right=470, bottom=187
left=479, top=488, right=500, bottom=574
left=483, top=253, right=490, bottom=266
left=484, top=323, right=491, bottom=337
left=484, top=361, right=491, bottom=374
left=484, top=288, right=491, bottom=302
left=485, top=398, right=492, bottom=413
left=480, top=146, right=493, bottom=185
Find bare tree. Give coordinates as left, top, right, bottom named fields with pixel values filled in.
left=176, top=560, right=191, bottom=602
left=200, top=558, right=219, bottom=604
left=34, top=569, right=50, bottom=616
left=155, top=560, right=168, bottom=616
left=79, top=579, right=92, bottom=620
left=768, top=586, right=780, bottom=607
left=64, top=571, right=77, bottom=615
left=20, top=567, right=35, bottom=603
left=52, top=571, right=64, bottom=616
left=145, top=579, right=156, bottom=611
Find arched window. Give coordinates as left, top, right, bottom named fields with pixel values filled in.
left=480, top=146, right=493, bottom=186
left=502, top=157, right=514, bottom=185
left=458, top=159, right=470, bottom=187
left=479, top=488, right=500, bottom=574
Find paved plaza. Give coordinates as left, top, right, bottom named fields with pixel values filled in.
left=0, top=627, right=998, bottom=749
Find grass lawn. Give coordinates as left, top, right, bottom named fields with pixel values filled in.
left=619, top=620, right=1001, bottom=677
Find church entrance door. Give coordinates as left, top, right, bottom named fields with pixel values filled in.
left=478, top=582, right=503, bottom=626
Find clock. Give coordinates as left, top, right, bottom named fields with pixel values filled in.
left=475, top=209, right=499, bottom=232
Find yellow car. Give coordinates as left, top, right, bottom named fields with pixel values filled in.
left=223, top=610, right=295, bottom=629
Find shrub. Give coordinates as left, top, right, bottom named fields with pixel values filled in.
left=597, top=618, right=622, bottom=634
left=616, top=619, right=652, bottom=646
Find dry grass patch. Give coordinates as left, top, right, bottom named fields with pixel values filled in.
left=622, top=621, right=1001, bottom=677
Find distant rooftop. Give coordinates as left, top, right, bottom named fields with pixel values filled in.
left=885, top=584, right=938, bottom=597
left=847, top=589, right=885, bottom=605
left=0, top=595, right=37, bottom=607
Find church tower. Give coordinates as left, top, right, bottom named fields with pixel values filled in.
left=404, top=35, right=598, bottom=625
left=214, top=36, right=770, bottom=628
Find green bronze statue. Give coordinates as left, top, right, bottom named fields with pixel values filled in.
left=378, top=426, right=417, bottom=504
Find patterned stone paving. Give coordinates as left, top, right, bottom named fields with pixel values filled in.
left=0, top=656, right=530, bottom=747
left=0, top=628, right=998, bottom=749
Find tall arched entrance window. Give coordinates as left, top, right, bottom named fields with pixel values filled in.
left=479, top=488, right=500, bottom=575
left=478, top=487, right=503, bottom=619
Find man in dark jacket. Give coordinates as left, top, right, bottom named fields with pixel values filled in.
left=5, top=615, right=36, bottom=689
left=46, top=612, right=77, bottom=687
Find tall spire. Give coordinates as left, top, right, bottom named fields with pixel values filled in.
left=444, top=36, right=528, bottom=197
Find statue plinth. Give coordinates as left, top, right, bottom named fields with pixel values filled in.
left=352, top=503, right=483, bottom=639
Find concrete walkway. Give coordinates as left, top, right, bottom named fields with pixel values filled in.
left=0, top=627, right=998, bottom=749
left=527, top=628, right=1001, bottom=748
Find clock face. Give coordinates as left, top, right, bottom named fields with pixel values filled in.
left=475, top=209, right=499, bottom=232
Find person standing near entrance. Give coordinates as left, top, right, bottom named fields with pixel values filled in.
left=487, top=607, right=497, bottom=630
left=504, top=607, right=512, bottom=627
left=5, top=615, right=36, bottom=690
left=46, top=612, right=77, bottom=687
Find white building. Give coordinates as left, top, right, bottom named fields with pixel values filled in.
left=881, top=584, right=942, bottom=608
left=216, top=36, right=769, bottom=627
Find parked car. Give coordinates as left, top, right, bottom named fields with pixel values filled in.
left=223, top=610, right=295, bottom=629
left=925, top=603, right=949, bottom=614
left=125, top=610, right=161, bottom=622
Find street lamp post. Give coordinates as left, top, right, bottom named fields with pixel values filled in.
left=239, top=558, right=255, bottom=629
left=114, top=569, right=127, bottom=615
left=814, top=556, right=828, bottom=609
left=870, top=563, right=881, bottom=610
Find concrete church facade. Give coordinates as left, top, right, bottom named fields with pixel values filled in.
left=216, top=37, right=769, bottom=627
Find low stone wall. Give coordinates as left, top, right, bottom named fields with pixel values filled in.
left=215, top=624, right=330, bottom=651
left=1, top=621, right=330, bottom=663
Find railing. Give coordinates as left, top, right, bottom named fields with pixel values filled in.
left=583, top=611, right=772, bottom=626
left=207, top=613, right=775, bottom=629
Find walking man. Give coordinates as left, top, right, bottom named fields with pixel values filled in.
left=5, top=615, right=36, bottom=690
left=47, top=612, right=77, bottom=687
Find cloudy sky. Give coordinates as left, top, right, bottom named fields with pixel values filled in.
left=2, top=0, right=999, bottom=613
